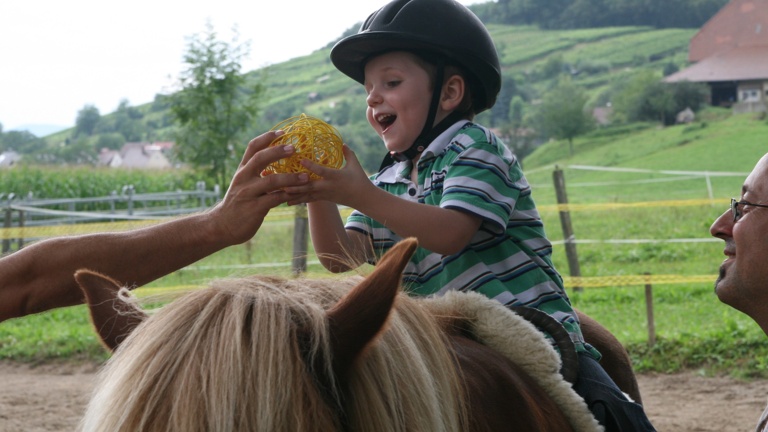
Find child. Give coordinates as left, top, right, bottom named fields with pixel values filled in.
left=286, top=0, right=655, bottom=430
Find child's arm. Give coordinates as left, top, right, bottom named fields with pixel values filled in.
left=307, top=201, right=373, bottom=273
left=287, top=146, right=481, bottom=255
left=348, top=187, right=481, bottom=255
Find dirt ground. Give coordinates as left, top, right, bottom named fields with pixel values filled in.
left=0, top=361, right=766, bottom=432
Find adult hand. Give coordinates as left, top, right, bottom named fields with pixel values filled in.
left=283, top=145, right=375, bottom=208
left=209, top=131, right=310, bottom=244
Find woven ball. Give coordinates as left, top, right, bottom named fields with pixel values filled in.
left=263, top=114, right=344, bottom=180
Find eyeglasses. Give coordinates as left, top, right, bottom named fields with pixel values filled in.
left=731, top=198, right=768, bottom=221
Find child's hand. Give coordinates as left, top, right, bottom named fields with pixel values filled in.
left=283, top=145, right=373, bottom=207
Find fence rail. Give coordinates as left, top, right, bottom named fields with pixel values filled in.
left=1, top=182, right=221, bottom=252
left=1, top=165, right=738, bottom=347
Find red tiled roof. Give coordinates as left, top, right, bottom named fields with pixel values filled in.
left=689, top=0, right=768, bottom=62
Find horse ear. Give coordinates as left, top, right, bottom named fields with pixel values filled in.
left=326, top=237, right=418, bottom=376
left=74, top=269, right=147, bottom=352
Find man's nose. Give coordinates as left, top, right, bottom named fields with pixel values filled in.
left=710, top=209, right=733, bottom=239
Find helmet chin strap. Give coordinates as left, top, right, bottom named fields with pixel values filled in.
left=379, top=59, right=464, bottom=171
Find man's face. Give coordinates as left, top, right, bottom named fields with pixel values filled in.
left=710, top=153, right=768, bottom=317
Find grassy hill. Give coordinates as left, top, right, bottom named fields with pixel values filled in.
left=524, top=108, right=768, bottom=193
left=42, top=23, right=697, bottom=173
left=253, top=24, right=696, bottom=171
left=520, top=107, right=768, bottom=277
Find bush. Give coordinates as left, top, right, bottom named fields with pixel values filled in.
left=610, top=70, right=708, bottom=125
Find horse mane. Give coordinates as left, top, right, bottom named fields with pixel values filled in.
left=80, top=275, right=468, bottom=432
left=344, top=278, right=468, bottom=431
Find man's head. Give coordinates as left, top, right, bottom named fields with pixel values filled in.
left=710, top=152, right=768, bottom=331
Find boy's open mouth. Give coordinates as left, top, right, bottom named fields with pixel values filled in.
left=376, top=113, right=397, bottom=130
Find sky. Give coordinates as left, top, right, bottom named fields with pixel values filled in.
left=1, top=0, right=485, bottom=135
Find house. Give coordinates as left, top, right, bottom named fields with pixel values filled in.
left=98, top=142, right=173, bottom=169
left=664, top=0, right=768, bottom=113
left=0, top=151, right=21, bottom=168
left=98, top=148, right=122, bottom=168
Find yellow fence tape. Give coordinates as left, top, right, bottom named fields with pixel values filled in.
left=1, top=200, right=717, bottom=294
left=539, top=198, right=721, bottom=213
left=132, top=273, right=717, bottom=298
left=562, top=274, right=715, bottom=288
left=0, top=206, right=355, bottom=240
left=0, top=220, right=164, bottom=239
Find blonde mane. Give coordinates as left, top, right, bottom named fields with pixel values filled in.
left=80, top=275, right=467, bottom=432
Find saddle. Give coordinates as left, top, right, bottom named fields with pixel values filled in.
left=425, top=291, right=602, bottom=432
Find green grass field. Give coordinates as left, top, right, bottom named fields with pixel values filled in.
left=2, top=111, right=768, bottom=378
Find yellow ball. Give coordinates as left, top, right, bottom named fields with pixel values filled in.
left=263, top=114, right=344, bottom=180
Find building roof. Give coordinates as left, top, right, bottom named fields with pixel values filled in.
left=0, top=151, right=21, bottom=168
left=689, top=0, right=768, bottom=62
left=664, top=45, right=768, bottom=83
left=107, top=142, right=173, bottom=169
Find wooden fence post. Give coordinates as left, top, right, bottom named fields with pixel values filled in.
left=124, top=185, right=135, bottom=215
left=552, top=166, right=583, bottom=292
left=2, top=207, right=10, bottom=254
left=16, top=210, right=24, bottom=251
left=2, top=193, right=16, bottom=254
left=644, top=272, right=656, bottom=346
left=292, top=203, right=308, bottom=275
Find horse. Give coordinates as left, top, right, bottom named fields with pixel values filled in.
left=575, top=309, right=642, bottom=405
left=75, top=237, right=620, bottom=432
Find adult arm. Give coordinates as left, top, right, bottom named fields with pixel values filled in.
left=0, top=131, right=309, bottom=322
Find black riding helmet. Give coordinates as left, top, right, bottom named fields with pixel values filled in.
left=330, top=0, right=501, bottom=167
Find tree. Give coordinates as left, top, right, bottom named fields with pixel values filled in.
left=535, top=78, right=594, bottom=156
left=489, top=76, right=520, bottom=127
left=54, top=136, right=97, bottom=164
left=0, top=130, right=47, bottom=154
left=611, top=71, right=708, bottom=125
left=541, top=55, right=566, bottom=80
left=75, top=105, right=101, bottom=138
left=509, top=95, right=526, bottom=130
left=645, top=83, right=677, bottom=125
left=96, top=133, right=125, bottom=151
left=170, top=23, right=264, bottom=187
left=113, top=99, right=146, bottom=142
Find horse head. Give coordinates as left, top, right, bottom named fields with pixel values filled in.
left=75, top=237, right=434, bottom=431
left=76, top=237, right=603, bottom=432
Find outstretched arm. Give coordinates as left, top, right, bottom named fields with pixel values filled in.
left=0, top=131, right=310, bottom=322
left=286, top=145, right=481, bottom=255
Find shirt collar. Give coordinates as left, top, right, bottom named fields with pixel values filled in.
left=419, top=119, right=470, bottom=161
left=374, top=119, right=469, bottom=185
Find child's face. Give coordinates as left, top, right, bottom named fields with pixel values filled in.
left=363, top=51, right=434, bottom=154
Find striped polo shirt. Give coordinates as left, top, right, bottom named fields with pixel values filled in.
left=346, top=120, right=598, bottom=359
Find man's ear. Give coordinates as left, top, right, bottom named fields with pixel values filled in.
left=440, top=75, right=465, bottom=112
